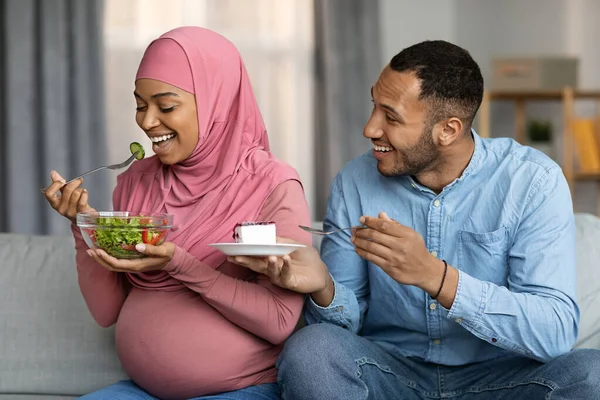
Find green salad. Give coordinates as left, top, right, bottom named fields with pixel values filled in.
left=91, top=216, right=167, bottom=258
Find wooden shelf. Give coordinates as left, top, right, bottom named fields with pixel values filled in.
left=478, top=86, right=600, bottom=215
left=575, top=171, right=600, bottom=181
left=488, top=90, right=600, bottom=101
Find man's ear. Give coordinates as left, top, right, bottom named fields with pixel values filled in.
left=436, top=117, right=463, bottom=146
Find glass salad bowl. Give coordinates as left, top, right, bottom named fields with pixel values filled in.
left=76, top=211, right=174, bottom=259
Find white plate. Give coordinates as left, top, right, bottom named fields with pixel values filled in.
left=209, top=243, right=306, bottom=256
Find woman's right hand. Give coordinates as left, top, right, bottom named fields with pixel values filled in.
left=228, top=237, right=334, bottom=299
left=43, top=170, right=95, bottom=224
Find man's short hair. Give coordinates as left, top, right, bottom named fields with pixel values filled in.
left=390, top=40, right=484, bottom=128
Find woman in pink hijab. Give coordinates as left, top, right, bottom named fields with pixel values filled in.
left=43, top=26, right=311, bottom=399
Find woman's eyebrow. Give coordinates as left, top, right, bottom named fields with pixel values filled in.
left=133, top=91, right=180, bottom=99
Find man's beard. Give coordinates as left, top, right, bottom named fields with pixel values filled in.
left=379, top=121, right=440, bottom=177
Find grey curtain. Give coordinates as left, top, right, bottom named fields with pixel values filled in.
left=313, top=0, right=382, bottom=218
left=0, top=0, right=109, bottom=235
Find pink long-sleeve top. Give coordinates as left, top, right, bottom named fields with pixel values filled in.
left=71, top=180, right=311, bottom=399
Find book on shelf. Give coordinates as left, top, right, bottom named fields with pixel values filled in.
left=572, top=118, right=600, bottom=172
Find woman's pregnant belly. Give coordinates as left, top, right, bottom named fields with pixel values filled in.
left=115, top=287, right=279, bottom=400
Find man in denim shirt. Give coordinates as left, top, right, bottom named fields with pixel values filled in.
left=232, top=40, right=600, bottom=399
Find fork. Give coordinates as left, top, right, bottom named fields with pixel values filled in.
left=40, top=151, right=140, bottom=194
left=299, top=225, right=366, bottom=236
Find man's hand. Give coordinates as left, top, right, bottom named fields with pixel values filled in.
left=86, top=242, right=176, bottom=273
left=228, top=237, right=335, bottom=306
left=352, top=212, right=455, bottom=304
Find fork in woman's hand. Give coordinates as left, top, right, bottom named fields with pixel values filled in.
left=40, top=151, right=140, bottom=194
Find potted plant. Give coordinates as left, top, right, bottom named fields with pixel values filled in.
left=527, top=119, right=554, bottom=158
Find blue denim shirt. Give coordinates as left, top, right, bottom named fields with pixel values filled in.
left=305, top=131, right=579, bottom=365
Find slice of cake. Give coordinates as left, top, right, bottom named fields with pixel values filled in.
left=233, top=221, right=276, bottom=244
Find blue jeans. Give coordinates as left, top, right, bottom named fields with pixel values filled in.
left=79, top=381, right=280, bottom=400
left=277, top=323, right=600, bottom=399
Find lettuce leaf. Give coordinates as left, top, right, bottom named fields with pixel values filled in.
left=94, top=217, right=143, bottom=257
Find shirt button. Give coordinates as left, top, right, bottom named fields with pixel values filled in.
left=433, top=339, right=441, bottom=345
left=429, top=303, right=437, bottom=310
left=433, top=200, right=441, bottom=207
left=336, top=306, right=343, bottom=312
left=455, top=318, right=462, bottom=323
left=431, top=251, right=437, bottom=257
left=491, top=338, right=498, bottom=343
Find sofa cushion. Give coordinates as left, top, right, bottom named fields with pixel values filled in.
left=573, top=213, right=600, bottom=349
left=0, top=233, right=128, bottom=397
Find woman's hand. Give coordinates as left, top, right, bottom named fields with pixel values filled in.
left=228, top=237, right=331, bottom=294
left=87, top=242, right=176, bottom=273
left=43, top=170, right=95, bottom=223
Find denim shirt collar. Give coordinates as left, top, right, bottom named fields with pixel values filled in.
left=460, top=129, right=485, bottom=179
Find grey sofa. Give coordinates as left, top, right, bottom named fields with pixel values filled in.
left=1, top=214, right=600, bottom=399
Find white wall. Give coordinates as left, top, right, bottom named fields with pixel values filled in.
left=379, top=0, right=457, bottom=65
left=379, top=0, right=599, bottom=214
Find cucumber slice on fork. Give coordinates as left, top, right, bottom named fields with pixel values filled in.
left=130, top=142, right=145, bottom=160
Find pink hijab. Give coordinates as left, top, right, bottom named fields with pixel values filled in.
left=113, top=27, right=301, bottom=290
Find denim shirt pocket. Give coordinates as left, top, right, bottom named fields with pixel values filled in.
left=458, top=226, right=509, bottom=287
